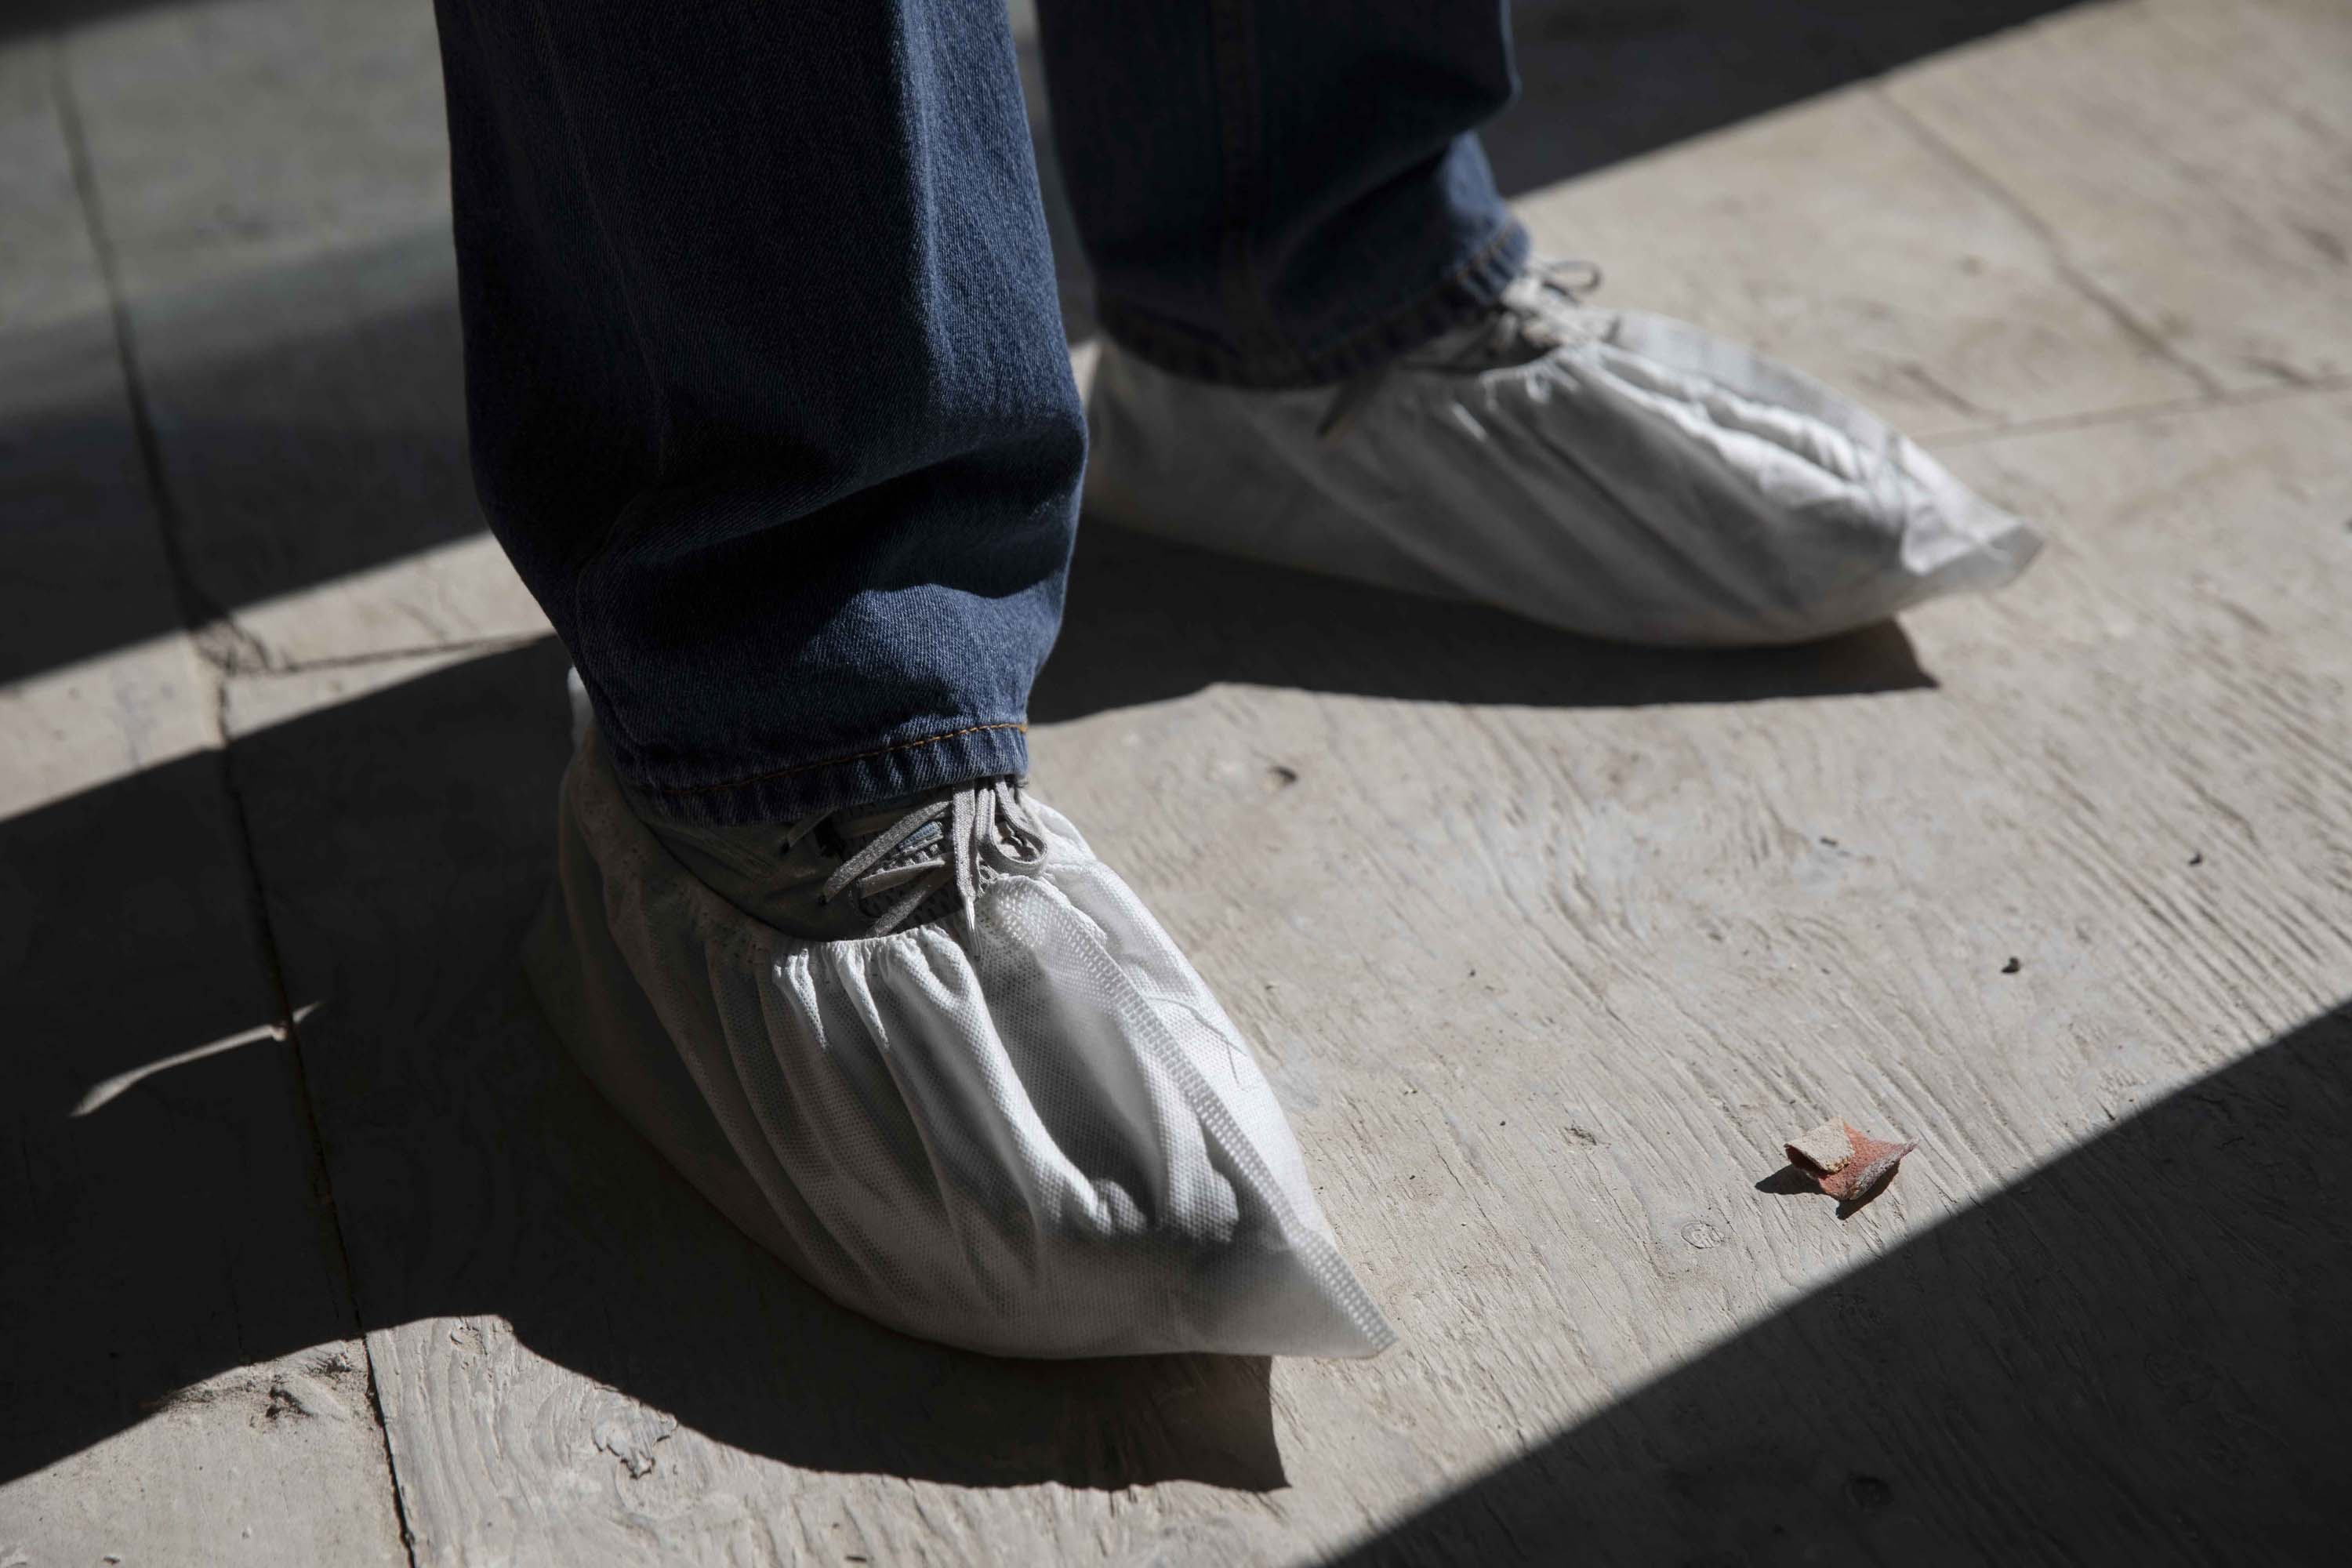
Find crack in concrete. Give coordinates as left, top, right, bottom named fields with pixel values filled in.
left=48, top=32, right=423, bottom=1568
left=196, top=616, right=283, bottom=677
left=1933, top=371, right=2352, bottom=449
left=263, top=632, right=549, bottom=679
left=1871, top=85, right=2227, bottom=401
left=196, top=624, right=546, bottom=685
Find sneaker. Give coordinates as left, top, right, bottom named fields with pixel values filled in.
left=526, top=677, right=1392, bottom=1359
left=1083, top=260, right=2042, bottom=646
left=641, top=773, right=1051, bottom=942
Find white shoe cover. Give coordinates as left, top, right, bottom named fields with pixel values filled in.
left=1085, top=299, right=2042, bottom=646
left=527, top=723, right=1394, bottom=1359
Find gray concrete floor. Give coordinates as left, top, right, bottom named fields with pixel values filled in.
left=4, top=2, right=2350, bottom=1564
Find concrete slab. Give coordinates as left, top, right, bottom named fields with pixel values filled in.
left=5, top=1345, right=408, bottom=1568
left=0, top=29, right=405, bottom=1565
left=1486, top=0, right=2083, bottom=201
left=1021, top=393, right=2352, bottom=1562
left=55, top=0, right=538, bottom=669
left=218, top=641, right=1297, bottom=1566
left=0, top=727, right=409, bottom=1568
left=205, top=383, right=2352, bottom=1563
left=0, top=43, right=106, bottom=332
left=0, top=41, right=190, bottom=693
left=11, top=0, right=2352, bottom=1561
left=54, top=223, right=534, bottom=669
left=1513, top=83, right=2209, bottom=439
left=1885, top=0, right=2352, bottom=393
left=58, top=0, right=448, bottom=290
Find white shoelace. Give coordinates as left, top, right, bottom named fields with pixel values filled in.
left=790, top=779, right=1046, bottom=937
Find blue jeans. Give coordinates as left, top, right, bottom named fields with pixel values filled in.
left=432, top=0, right=1526, bottom=824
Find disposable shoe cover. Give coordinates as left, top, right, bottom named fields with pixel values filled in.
left=1085, top=305, right=2042, bottom=646
left=528, top=726, right=1394, bottom=1359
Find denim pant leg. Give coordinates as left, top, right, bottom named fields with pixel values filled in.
left=1035, top=0, right=1529, bottom=388
left=431, top=0, right=1083, bottom=826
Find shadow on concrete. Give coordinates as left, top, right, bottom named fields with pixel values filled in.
left=8, top=237, right=1937, bottom=717
left=0, top=745, right=360, bottom=1477
left=1018, top=0, right=2083, bottom=336
left=0, top=641, right=1283, bottom=1495
left=8, top=637, right=2350, bottom=1555
left=1485, top=1, right=2075, bottom=200
left=1036, top=522, right=1931, bottom=724
left=1332, top=1005, right=2352, bottom=1564
left=1, top=234, right=479, bottom=687
left=5, top=0, right=2078, bottom=688
left=6, top=0, right=162, bottom=41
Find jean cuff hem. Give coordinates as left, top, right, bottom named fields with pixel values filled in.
left=1094, top=218, right=1530, bottom=389
left=617, top=720, right=1033, bottom=827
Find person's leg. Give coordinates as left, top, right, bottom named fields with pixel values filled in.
left=430, top=1, right=1391, bottom=1359
left=431, top=0, right=1083, bottom=826
left=1032, top=0, right=1528, bottom=388
left=1051, top=2, right=2039, bottom=646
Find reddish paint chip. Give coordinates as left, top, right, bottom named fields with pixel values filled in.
left=1784, top=1119, right=1918, bottom=1203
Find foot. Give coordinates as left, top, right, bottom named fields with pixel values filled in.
left=527, top=682, right=1392, bottom=1359
left=1084, top=260, right=2042, bottom=646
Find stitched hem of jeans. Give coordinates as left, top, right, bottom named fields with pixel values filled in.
left=622, top=721, right=1033, bottom=827
left=1095, top=219, right=1530, bottom=390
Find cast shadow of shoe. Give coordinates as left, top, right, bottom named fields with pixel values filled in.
left=0, top=640, right=1282, bottom=1497
left=1031, top=521, right=1934, bottom=724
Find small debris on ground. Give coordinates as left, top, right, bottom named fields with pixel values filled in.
left=2001, top=956, right=2022, bottom=974
left=1783, top=1118, right=1918, bottom=1205
left=2188, top=851, right=2204, bottom=866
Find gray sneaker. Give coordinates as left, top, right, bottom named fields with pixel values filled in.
left=638, top=777, right=1048, bottom=940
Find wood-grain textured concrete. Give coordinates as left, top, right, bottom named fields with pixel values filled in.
left=5, top=1, right=2348, bottom=1563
